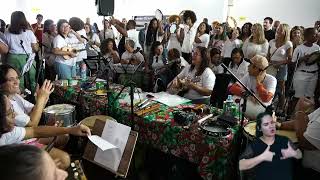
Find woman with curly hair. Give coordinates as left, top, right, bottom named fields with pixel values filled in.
left=177, top=10, right=197, bottom=64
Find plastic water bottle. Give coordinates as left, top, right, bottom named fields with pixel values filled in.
left=223, top=95, right=234, bottom=116
left=80, top=63, right=87, bottom=81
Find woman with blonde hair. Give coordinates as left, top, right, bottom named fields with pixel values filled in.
left=267, top=23, right=293, bottom=111
left=242, top=23, right=269, bottom=59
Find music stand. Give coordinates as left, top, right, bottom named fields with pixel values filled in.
left=108, top=61, right=143, bottom=120
left=83, top=58, right=102, bottom=76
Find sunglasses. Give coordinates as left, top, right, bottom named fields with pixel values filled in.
left=248, top=61, right=268, bottom=72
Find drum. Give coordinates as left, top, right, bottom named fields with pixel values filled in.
left=80, top=115, right=116, bottom=129
left=44, top=104, right=76, bottom=127
left=199, top=117, right=230, bottom=138
left=243, top=122, right=298, bottom=143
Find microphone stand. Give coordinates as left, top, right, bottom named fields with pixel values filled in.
left=220, top=63, right=268, bottom=170
left=20, top=40, right=34, bottom=101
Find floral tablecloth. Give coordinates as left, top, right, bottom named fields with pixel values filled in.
left=52, top=81, right=239, bottom=180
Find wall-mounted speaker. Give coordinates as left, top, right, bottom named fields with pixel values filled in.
left=95, top=0, right=114, bottom=16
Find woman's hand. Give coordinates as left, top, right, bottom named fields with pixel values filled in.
left=260, top=145, right=275, bottom=162
left=281, top=142, right=298, bottom=159
left=70, top=124, right=91, bottom=136
left=36, top=80, right=54, bottom=103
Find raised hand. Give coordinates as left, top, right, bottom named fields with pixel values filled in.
left=261, top=145, right=275, bottom=162
left=281, top=142, right=297, bottom=160
left=36, top=80, right=54, bottom=102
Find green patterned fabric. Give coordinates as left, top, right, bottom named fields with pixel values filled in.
left=52, top=80, right=239, bottom=180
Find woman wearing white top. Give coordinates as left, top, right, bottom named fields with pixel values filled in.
left=222, top=27, right=242, bottom=58
left=177, top=10, right=197, bottom=64
left=52, top=19, right=84, bottom=79
left=69, top=17, right=87, bottom=76
left=228, top=48, right=249, bottom=79
left=84, top=23, right=101, bottom=58
left=267, top=23, right=293, bottom=111
left=167, top=15, right=182, bottom=52
left=5, top=11, right=39, bottom=93
left=168, top=46, right=215, bottom=103
left=0, top=91, right=91, bottom=170
left=193, top=22, right=210, bottom=49
left=242, top=23, right=269, bottom=59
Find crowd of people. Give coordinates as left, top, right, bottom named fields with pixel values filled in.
left=0, top=9, right=319, bottom=180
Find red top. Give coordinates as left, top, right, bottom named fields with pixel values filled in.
left=31, top=23, right=43, bottom=43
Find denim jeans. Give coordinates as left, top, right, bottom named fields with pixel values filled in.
left=55, top=62, right=76, bottom=80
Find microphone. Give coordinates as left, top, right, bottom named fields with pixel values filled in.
left=80, top=35, right=89, bottom=42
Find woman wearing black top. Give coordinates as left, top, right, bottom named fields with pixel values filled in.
left=239, top=112, right=302, bottom=180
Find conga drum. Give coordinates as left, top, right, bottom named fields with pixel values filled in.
left=80, top=115, right=116, bottom=129
left=243, top=122, right=298, bottom=143
left=67, top=115, right=116, bottom=155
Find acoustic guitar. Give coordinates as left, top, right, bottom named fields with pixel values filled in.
left=61, top=46, right=86, bottom=60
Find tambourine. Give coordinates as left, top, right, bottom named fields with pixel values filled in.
left=155, top=9, right=163, bottom=21
left=199, top=118, right=230, bottom=138
left=169, top=23, right=177, bottom=34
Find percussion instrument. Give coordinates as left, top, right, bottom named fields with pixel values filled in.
left=80, top=115, right=116, bottom=129
left=306, top=50, right=320, bottom=65
left=243, top=122, right=298, bottom=143
left=44, top=104, right=76, bottom=127
left=169, top=23, right=177, bottom=34
left=199, top=116, right=231, bottom=138
left=68, top=160, right=87, bottom=180
left=155, top=9, right=163, bottom=21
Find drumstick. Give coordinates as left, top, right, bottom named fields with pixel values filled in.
left=197, top=114, right=213, bottom=125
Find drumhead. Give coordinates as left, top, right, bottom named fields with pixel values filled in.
left=244, top=122, right=256, bottom=137
left=200, top=119, right=230, bottom=137
left=81, top=115, right=116, bottom=129
left=155, top=9, right=163, bottom=21
left=170, top=24, right=177, bottom=34
left=44, top=104, right=75, bottom=115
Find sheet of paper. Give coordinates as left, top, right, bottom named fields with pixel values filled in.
left=88, top=135, right=117, bottom=151
left=94, top=121, right=131, bottom=172
left=152, top=92, right=191, bottom=107
left=21, top=53, right=35, bottom=76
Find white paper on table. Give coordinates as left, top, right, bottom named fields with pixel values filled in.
left=94, top=120, right=131, bottom=172
left=152, top=92, right=191, bottom=107
left=21, top=53, right=35, bottom=76
left=88, top=135, right=117, bottom=151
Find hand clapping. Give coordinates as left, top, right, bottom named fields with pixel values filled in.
left=281, top=142, right=297, bottom=160
left=261, top=145, right=275, bottom=162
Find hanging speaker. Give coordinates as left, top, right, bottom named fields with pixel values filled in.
left=95, top=0, right=114, bottom=16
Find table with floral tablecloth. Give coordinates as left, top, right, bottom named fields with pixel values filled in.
left=52, top=81, right=240, bottom=180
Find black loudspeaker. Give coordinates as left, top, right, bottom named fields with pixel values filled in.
left=95, top=0, right=114, bottom=16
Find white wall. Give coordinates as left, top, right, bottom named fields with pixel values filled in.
left=231, top=0, right=320, bottom=28
left=0, top=0, right=319, bottom=29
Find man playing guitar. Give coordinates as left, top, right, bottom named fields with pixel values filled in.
left=52, top=19, right=85, bottom=80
